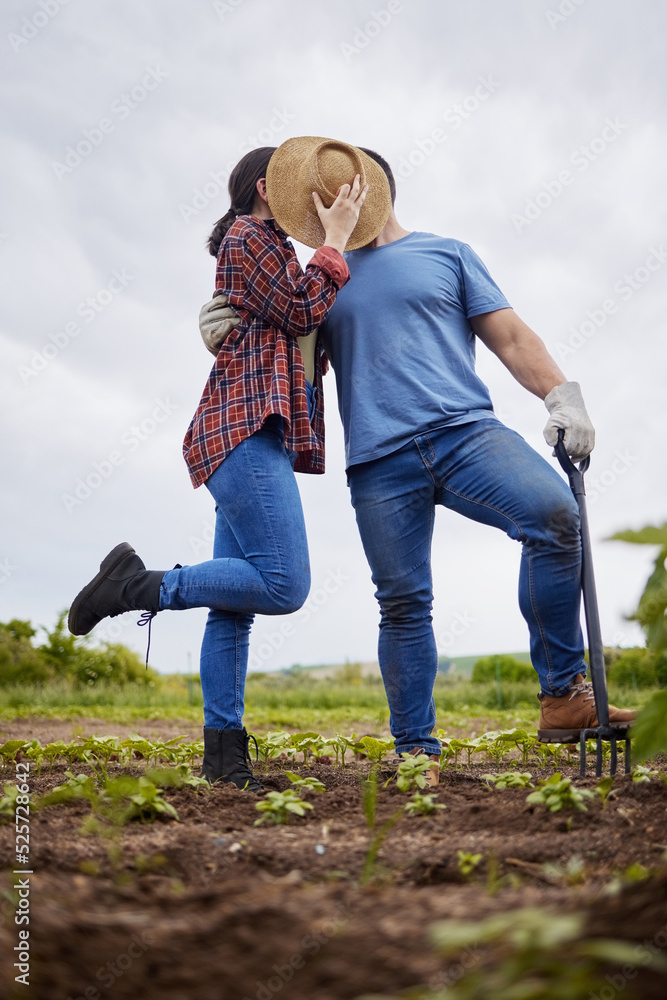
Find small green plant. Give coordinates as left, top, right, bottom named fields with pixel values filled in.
left=526, top=773, right=595, bottom=813
left=145, top=764, right=210, bottom=792
left=355, top=735, right=394, bottom=766
left=395, top=753, right=434, bottom=792
left=427, top=906, right=667, bottom=998
left=542, top=855, right=587, bottom=886
left=632, top=763, right=659, bottom=783
left=0, top=740, right=28, bottom=768
left=254, top=789, right=313, bottom=826
left=0, top=783, right=21, bottom=819
left=38, top=771, right=100, bottom=810
left=457, top=850, right=483, bottom=879
left=482, top=771, right=533, bottom=789
left=121, top=777, right=179, bottom=823
left=38, top=771, right=180, bottom=824
left=404, top=791, right=446, bottom=817
left=288, top=732, right=324, bottom=765
left=285, top=772, right=325, bottom=794
left=595, top=776, right=619, bottom=809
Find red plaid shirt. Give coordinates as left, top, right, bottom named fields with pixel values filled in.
left=183, top=217, right=350, bottom=488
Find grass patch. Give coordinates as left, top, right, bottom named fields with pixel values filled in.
left=0, top=672, right=658, bottom=734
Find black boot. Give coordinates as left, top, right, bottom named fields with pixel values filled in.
left=68, top=542, right=165, bottom=636
left=200, top=727, right=264, bottom=793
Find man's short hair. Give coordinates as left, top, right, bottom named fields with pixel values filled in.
left=358, top=147, right=396, bottom=205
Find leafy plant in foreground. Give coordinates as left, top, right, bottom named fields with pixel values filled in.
left=611, top=522, right=667, bottom=762
left=120, top=777, right=179, bottom=823
left=0, top=783, right=21, bottom=820
left=422, top=906, right=667, bottom=1000
left=526, top=773, right=595, bottom=813
left=481, top=771, right=533, bottom=789
left=457, top=850, right=483, bottom=879
left=254, top=789, right=313, bottom=826
left=404, top=791, right=446, bottom=817
left=395, top=753, right=434, bottom=792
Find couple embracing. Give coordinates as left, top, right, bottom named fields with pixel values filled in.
left=68, top=137, right=634, bottom=793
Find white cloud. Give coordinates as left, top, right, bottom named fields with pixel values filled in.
left=2, top=0, right=666, bottom=673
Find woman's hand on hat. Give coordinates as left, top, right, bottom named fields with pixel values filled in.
left=313, top=173, right=369, bottom=253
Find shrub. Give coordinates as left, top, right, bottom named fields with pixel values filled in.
left=0, top=621, right=52, bottom=685
left=0, top=613, right=160, bottom=687
left=607, top=647, right=657, bottom=689
left=471, top=654, right=534, bottom=684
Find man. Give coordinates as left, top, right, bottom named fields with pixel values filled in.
left=200, top=143, right=635, bottom=783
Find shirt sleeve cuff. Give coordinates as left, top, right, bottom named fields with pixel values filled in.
left=308, top=246, right=350, bottom=289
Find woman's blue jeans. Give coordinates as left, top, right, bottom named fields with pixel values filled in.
left=348, top=418, right=585, bottom=754
left=159, top=418, right=310, bottom=728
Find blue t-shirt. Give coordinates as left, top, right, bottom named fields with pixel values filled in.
left=321, top=231, right=511, bottom=467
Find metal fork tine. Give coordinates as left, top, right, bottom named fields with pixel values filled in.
left=580, top=730, right=587, bottom=778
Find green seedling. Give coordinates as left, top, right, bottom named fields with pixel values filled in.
left=404, top=791, right=446, bottom=817
left=457, top=850, right=483, bottom=878
left=285, top=772, right=325, bottom=794
left=250, top=731, right=293, bottom=765
left=355, top=736, right=394, bottom=767
left=329, top=734, right=360, bottom=769
left=254, top=789, right=313, bottom=825
left=0, top=741, right=28, bottom=767
left=632, top=763, right=659, bottom=783
left=429, top=906, right=667, bottom=997
left=595, top=776, right=619, bottom=809
left=38, top=771, right=100, bottom=810
left=542, top=855, right=587, bottom=886
left=145, top=764, right=210, bottom=791
left=123, top=777, right=179, bottom=823
left=0, top=783, right=21, bottom=819
left=482, top=771, right=533, bottom=789
left=288, top=732, right=324, bottom=765
left=79, top=736, right=122, bottom=782
left=395, top=753, right=434, bottom=792
left=37, top=741, right=68, bottom=772
left=526, top=772, right=595, bottom=813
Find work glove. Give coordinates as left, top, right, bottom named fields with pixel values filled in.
left=199, top=293, right=241, bottom=355
left=543, top=381, right=595, bottom=462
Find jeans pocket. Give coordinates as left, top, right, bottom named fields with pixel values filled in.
left=414, top=433, right=436, bottom=469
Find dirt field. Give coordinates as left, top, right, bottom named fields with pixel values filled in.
left=1, top=717, right=666, bottom=1000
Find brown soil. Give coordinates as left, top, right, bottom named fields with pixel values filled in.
left=1, top=721, right=666, bottom=999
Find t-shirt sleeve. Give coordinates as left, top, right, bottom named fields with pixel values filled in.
left=459, top=243, right=511, bottom=319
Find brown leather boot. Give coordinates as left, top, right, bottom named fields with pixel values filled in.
left=538, top=673, right=636, bottom=740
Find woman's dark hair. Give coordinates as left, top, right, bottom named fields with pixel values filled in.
left=207, top=146, right=277, bottom=257
left=358, top=147, right=396, bottom=205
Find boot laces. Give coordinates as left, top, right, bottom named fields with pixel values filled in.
left=569, top=677, right=595, bottom=703
left=137, top=611, right=157, bottom=668
left=245, top=731, right=259, bottom=765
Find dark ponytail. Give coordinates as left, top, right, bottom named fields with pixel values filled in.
left=207, top=146, right=277, bottom=257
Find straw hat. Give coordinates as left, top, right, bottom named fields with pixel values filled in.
left=265, top=137, right=392, bottom=251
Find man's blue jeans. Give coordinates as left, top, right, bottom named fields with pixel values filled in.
left=159, top=418, right=310, bottom=729
left=348, top=418, right=585, bottom=754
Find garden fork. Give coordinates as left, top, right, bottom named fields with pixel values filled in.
left=540, top=429, right=632, bottom=777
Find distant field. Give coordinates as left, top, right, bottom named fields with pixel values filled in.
left=0, top=669, right=655, bottom=736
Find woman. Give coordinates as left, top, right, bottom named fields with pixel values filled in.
left=67, top=145, right=367, bottom=792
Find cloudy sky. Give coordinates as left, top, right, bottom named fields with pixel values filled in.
left=2, top=0, right=666, bottom=676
